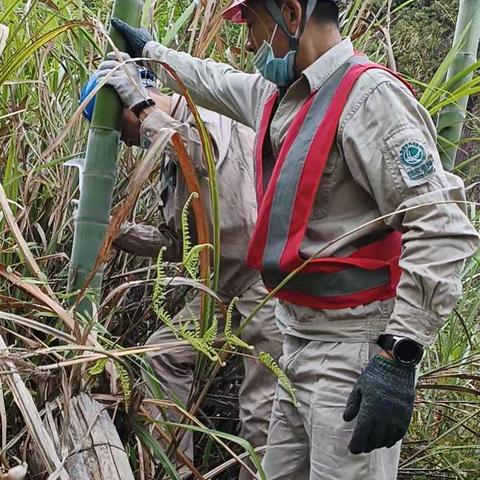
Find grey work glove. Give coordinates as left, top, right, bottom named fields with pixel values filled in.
left=96, top=52, right=149, bottom=108
left=111, top=17, right=153, bottom=59
left=343, top=355, right=416, bottom=454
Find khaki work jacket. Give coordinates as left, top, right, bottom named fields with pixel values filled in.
left=142, top=37, right=479, bottom=346
left=115, top=94, right=260, bottom=296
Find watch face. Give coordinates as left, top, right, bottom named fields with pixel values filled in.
left=394, top=339, right=423, bottom=365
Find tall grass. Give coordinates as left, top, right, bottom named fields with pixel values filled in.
left=0, top=0, right=479, bottom=478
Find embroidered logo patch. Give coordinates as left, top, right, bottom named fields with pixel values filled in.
left=399, top=142, right=434, bottom=185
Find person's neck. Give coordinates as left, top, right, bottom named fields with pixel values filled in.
left=294, top=23, right=342, bottom=75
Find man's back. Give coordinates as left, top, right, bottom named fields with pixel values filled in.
left=116, top=93, right=260, bottom=295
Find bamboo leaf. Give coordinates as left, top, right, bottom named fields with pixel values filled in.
left=161, top=0, right=198, bottom=47
left=0, top=21, right=88, bottom=87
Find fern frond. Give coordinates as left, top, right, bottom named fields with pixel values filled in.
left=259, top=352, right=298, bottom=406
left=185, top=304, right=201, bottom=336
left=224, top=297, right=253, bottom=351
left=223, top=297, right=238, bottom=338
left=152, top=246, right=175, bottom=332
left=183, top=242, right=213, bottom=279
left=181, top=191, right=198, bottom=263
left=180, top=328, right=222, bottom=364
left=116, top=361, right=131, bottom=410
left=88, top=357, right=108, bottom=376
left=152, top=246, right=167, bottom=311
left=227, top=335, right=253, bottom=351
left=203, top=316, right=218, bottom=346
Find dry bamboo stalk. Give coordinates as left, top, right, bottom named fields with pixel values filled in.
left=39, top=395, right=135, bottom=480
left=0, top=334, right=70, bottom=479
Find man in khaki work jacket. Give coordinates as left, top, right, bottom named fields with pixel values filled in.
left=108, top=0, right=480, bottom=478
left=86, top=59, right=282, bottom=479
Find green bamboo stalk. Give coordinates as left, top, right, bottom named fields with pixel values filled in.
left=68, top=0, right=145, bottom=314
left=437, top=0, right=480, bottom=171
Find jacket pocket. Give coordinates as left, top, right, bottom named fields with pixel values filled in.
left=310, top=148, right=340, bottom=221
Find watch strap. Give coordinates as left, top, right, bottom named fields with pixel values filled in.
left=130, top=98, right=155, bottom=117
left=377, top=334, right=396, bottom=352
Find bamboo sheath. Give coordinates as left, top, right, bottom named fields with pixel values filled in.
left=437, top=0, right=480, bottom=171
left=68, top=0, right=145, bottom=314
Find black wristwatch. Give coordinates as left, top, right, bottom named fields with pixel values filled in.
left=130, top=98, right=155, bottom=117
left=377, top=334, right=424, bottom=366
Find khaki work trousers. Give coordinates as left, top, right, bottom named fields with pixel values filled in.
left=262, top=335, right=402, bottom=480
left=145, top=280, right=282, bottom=480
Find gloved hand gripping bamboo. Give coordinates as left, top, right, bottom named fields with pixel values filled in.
left=96, top=52, right=151, bottom=111
left=111, top=17, right=153, bottom=59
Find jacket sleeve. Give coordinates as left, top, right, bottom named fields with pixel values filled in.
left=113, top=221, right=182, bottom=261
left=142, top=41, right=274, bottom=130
left=139, top=100, right=231, bottom=174
left=341, top=73, right=479, bottom=347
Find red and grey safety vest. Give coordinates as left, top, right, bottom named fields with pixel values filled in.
left=247, top=57, right=414, bottom=310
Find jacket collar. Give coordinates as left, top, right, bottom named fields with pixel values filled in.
left=301, top=37, right=355, bottom=93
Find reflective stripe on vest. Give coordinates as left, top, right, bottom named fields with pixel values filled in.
left=247, top=57, right=414, bottom=310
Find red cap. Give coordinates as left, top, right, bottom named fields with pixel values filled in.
left=222, top=0, right=247, bottom=23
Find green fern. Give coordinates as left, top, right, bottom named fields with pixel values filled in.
left=180, top=191, right=214, bottom=278
left=181, top=192, right=198, bottom=259
left=179, top=326, right=222, bottom=363
left=181, top=191, right=199, bottom=279
left=259, top=352, right=298, bottom=406
left=223, top=297, right=237, bottom=338
left=185, top=304, right=201, bottom=336
left=152, top=246, right=175, bottom=332
left=116, top=361, right=132, bottom=410
left=203, top=315, right=218, bottom=346
left=151, top=244, right=223, bottom=364
left=88, top=358, right=131, bottom=409
left=184, top=243, right=212, bottom=279
left=224, top=298, right=253, bottom=351
left=150, top=195, right=226, bottom=365
left=88, top=357, right=108, bottom=376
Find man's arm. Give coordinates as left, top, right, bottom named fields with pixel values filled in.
left=340, top=70, right=479, bottom=456
left=111, top=17, right=274, bottom=129
left=142, top=42, right=273, bottom=130
left=341, top=72, right=479, bottom=347
left=114, top=221, right=181, bottom=260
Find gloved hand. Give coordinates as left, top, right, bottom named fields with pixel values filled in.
left=96, top=51, right=149, bottom=108
left=111, top=17, right=153, bottom=59
left=343, top=354, right=416, bottom=454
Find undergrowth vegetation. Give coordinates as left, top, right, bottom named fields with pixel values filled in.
left=0, top=0, right=479, bottom=479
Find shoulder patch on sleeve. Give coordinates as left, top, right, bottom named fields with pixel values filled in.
left=398, top=141, right=435, bottom=187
